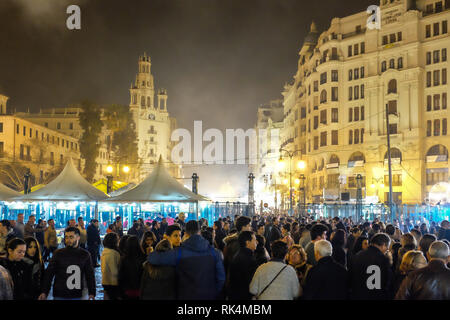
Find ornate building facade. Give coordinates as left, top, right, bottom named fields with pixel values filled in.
left=274, top=0, right=450, bottom=205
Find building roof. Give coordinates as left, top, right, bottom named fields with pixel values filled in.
left=12, top=158, right=109, bottom=202
left=0, top=183, right=22, bottom=201
left=107, top=156, right=209, bottom=203
left=303, top=21, right=320, bottom=46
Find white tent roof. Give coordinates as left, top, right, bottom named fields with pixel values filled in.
left=0, top=183, right=22, bottom=201
left=107, top=156, right=209, bottom=203
left=12, top=158, right=109, bottom=202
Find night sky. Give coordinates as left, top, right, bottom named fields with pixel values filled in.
left=0, top=0, right=374, bottom=199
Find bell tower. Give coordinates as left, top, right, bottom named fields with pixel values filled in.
left=0, top=94, right=9, bottom=115
left=129, top=53, right=155, bottom=111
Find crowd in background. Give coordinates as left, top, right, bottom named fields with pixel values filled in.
left=0, top=211, right=449, bottom=300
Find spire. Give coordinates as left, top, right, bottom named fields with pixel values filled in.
left=310, top=21, right=318, bottom=33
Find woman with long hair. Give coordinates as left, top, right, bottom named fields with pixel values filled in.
left=0, top=238, right=33, bottom=300
left=118, top=234, right=130, bottom=257
left=287, top=244, right=312, bottom=286
left=118, top=235, right=146, bottom=299
left=394, top=250, right=427, bottom=296
left=141, top=231, right=157, bottom=256
left=330, top=229, right=347, bottom=269
left=101, top=232, right=121, bottom=300
left=23, top=237, right=45, bottom=300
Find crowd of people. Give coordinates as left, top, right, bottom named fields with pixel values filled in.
left=0, top=211, right=449, bottom=300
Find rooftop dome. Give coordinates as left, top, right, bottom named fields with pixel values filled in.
left=303, top=21, right=319, bottom=46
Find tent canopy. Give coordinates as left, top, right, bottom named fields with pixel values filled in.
left=92, top=179, right=128, bottom=194
left=107, top=156, right=209, bottom=203
left=0, top=183, right=22, bottom=201
left=12, top=158, right=109, bottom=202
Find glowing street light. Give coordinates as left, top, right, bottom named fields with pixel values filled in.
left=297, top=160, right=306, bottom=170
left=123, top=165, right=130, bottom=173
left=294, top=178, right=300, bottom=185
left=106, top=165, right=113, bottom=174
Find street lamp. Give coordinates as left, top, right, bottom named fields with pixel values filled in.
left=356, top=174, right=363, bottom=221
left=279, top=148, right=305, bottom=216
left=299, top=174, right=306, bottom=217
left=105, top=164, right=129, bottom=194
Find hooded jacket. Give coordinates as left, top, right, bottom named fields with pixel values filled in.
left=222, top=233, right=239, bottom=273
left=147, top=234, right=225, bottom=300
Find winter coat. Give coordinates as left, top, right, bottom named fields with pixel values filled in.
left=255, top=246, right=270, bottom=267
left=395, top=259, right=450, bottom=300
left=118, top=253, right=146, bottom=295
left=349, top=245, right=394, bottom=300
left=0, top=264, right=13, bottom=300
left=44, top=226, right=58, bottom=248
left=101, top=248, right=120, bottom=286
left=87, top=224, right=101, bottom=248
left=303, top=256, right=348, bottom=300
left=332, top=244, right=347, bottom=269
left=214, top=228, right=227, bottom=251
left=41, top=246, right=96, bottom=299
left=140, top=261, right=176, bottom=300
left=147, top=234, right=225, bottom=300
left=222, top=233, right=240, bottom=273
left=23, top=257, right=44, bottom=300
left=0, top=258, right=33, bottom=300
left=226, top=247, right=258, bottom=300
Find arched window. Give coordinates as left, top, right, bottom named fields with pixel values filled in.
left=426, top=144, right=448, bottom=161
left=320, top=89, right=327, bottom=103
left=384, top=148, right=402, bottom=162
left=398, top=57, right=403, bottom=69
left=381, top=61, right=387, bottom=72
left=329, top=154, right=340, bottom=165
left=388, top=79, right=397, bottom=94
left=389, top=59, right=395, bottom=69
left=132, top=94, right=137, bottom=105
left=141, top=96, right=145, bottom=107
left=319, top=158, right=325, bottom=171
left=348, top=151, right=365, bottom=164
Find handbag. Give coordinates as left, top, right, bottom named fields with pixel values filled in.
left=253, top=265, right=288, bottom=300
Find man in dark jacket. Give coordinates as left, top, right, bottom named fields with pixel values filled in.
left=147, top=220, right=225, bottom=300
left=39, top=227, right=95, bottom=300
left=226, top=231, right=258, bottom=300
left=303, top=240, right=348, bottom=299
left=86, top=220, right=101, bottom=268
left=222, top=216, right=252, bottom=274
left=395, top=241, right=450, bottom=300
left=349, top=233, right=394, bottom=300
left=267, top=216, right=282, bottom=248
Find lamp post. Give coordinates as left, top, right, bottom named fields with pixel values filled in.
left=248, top=173, right=255, bottom=217
left=106, top=164, right=129, bottom=194
left=24, top=169, right=31, bottom=195
left=356, top=174, right=363, bottom=222
left=299, top=174, right=306, bottom=217
left=192, top=173, right=199, bottom=194
left=279, top=148, right=305, bottom=216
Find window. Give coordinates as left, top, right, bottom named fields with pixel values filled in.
left=320, top=90, right=327, bottom=103
left=314, top=81, right=318, bottom=92
left=320, top=72, right=327, bottom=84
left=427, top=52, right=432, bottom=65
left=354, top=129, right=360, bottom=144
left=354, top=68, right=359, bottom=80
left=434, top=119, right=441, bottom=136
left=436, top=1, right=443, bottom=12
left=443, top=48, right=447, bottom=62
left=397, top=32, right=402, bottom=41
left=434, top=50, right=440, bottom=63
left=314, top=136, right=319, bottom=150
left=354, top=107, right=360, bottom=121
left=332, top=130, right=338, bottom=145
left=331, top=70, right=338, bottom=82
left=320, top=110, right=327, bottom=124
left=361, top=128, right=364, bottom=143
left=381, top=61, right=387, bottom=72
left=382, top=35, right=388, bottom=45
left=427, top=71, right=432, bottom=87
left=314, top=116, right=318, bottom=129
left=320, top=131, right=327, bottom=147
left=62, top=139, right=64, bottom=146
left=57, top=122, right=61, bottom=130
left=16, top=124, right=19, bottom=134
left=23, top=126, right=26, bottom=136
left=331, top=87, right=338, bottom=101
left=0, top=142, right=3, bottom=157
left=361, top=67, right=365, bottom=78
left=361, top=106, right=365, bottom=120
left=69, top=123, right=74, bottom=130
left=389, top=59, right=395, bottom=69
left=389, top=124, right=397, bottom=134
left=434, top=22, right=440, bottom=36
left=443, top=68, right=447, bottom=84
left=348, top=45, right=352, bottom=57
left=44, top=122, right=48, bottom=128
left=434, top=94, right=441, bottom=110
left=426, top=25, right=431, bottom=38
left=388, top=79, right=397, bottom=94
left=349, top=69, right=353, bottom=81
left=354, top=44, right=359, bottom=55
left=349, top=108, right=353, bottom=122
left=388, top=100, right=397, bottom=114
left=354, top=86, right=359, bottom=99
left=398, top=57, right=403, bottom=69
left=434, top=70, right=440, bottom=86
left=19, top=144, right=24, bottom=160
left=349, top=87, right=353, bottom=101
left=361, top=42, right=365, bottom=54
left=331, top=108, right=338, bottom=122
left=443, top=20, right=448, bottom=34
left=390, top=33, right=396, bottom=43
left=301, top=107, right=306, bottom=119
left=427, top=95, right=432, bottom=111
left=427, top=120, right=432, bottom=136
left=443, top=93, right=447, bottom=109
left=361, top=84, right=365, bottom=98
left=443, top=118, right=447, bottom=135
left=349, top=130, right=353, bottom=145
left=0, top=123, right=2, bottom=133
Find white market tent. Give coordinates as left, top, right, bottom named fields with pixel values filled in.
left=11, top=158, right=109, bottom=202
left=107, top=156, right=209, bottom=203
left=0, top=183, right=22, bottom=201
